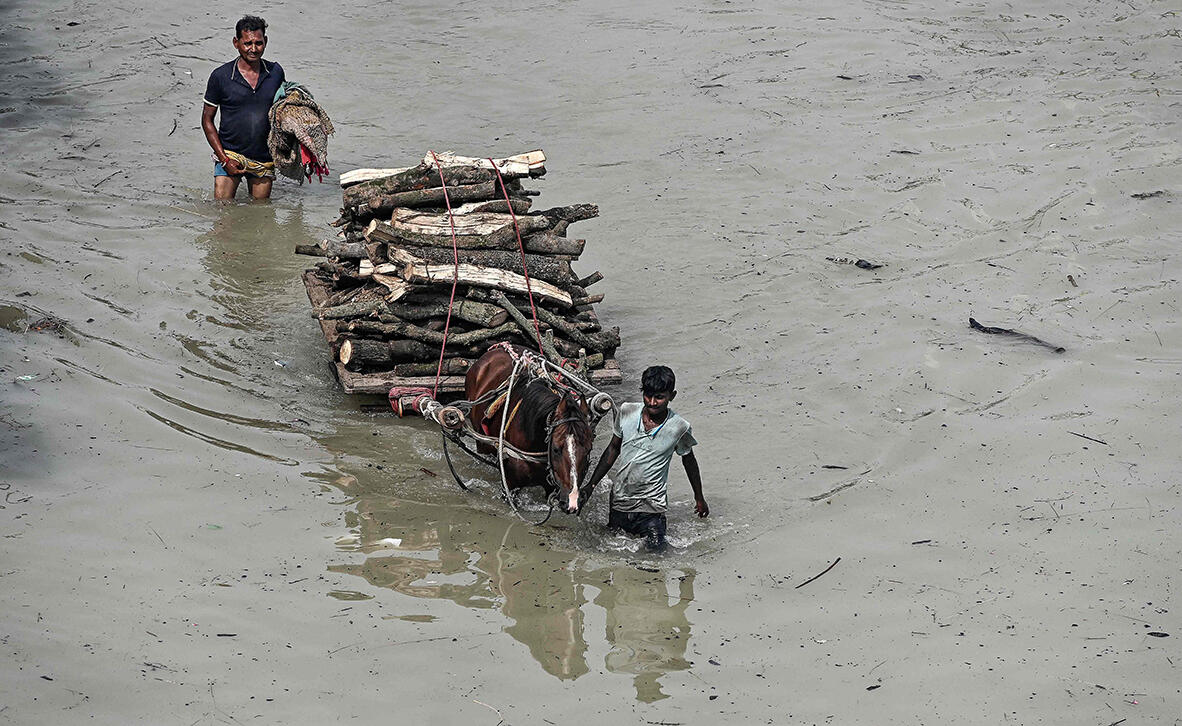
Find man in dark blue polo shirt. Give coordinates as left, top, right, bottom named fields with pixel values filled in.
left=201, top=16, right=285, bottom=200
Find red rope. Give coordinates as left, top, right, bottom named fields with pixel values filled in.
left=488, top=158, right=544, bottom=354
left=429, top=151, right=461, bottom=397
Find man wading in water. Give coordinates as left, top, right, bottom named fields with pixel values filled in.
left=201, top=16, right=285, bottom=200
left=584, top=366, right=708, bottom=552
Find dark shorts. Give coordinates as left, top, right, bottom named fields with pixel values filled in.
left=608, top=510, right=667, bottom=552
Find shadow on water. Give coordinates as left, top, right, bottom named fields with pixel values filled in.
left=320, top=463, right=697, bottom=702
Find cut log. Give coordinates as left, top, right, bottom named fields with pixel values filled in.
left=576, top=271, right=603, bottom=288
left=381, top=209, right=552, bottom=249
left=486, top=289, right=617, bottom=352
left=450, top=198, right=532, bottom=216
left=316, top=296, right=502, bottom=327
left=342, top=318, right=522, bottom=347
left=388, top=248, right=573, bottom=306
left=368, top=244, right=574, bottom=286
left=296, top=240, right=369, bottom=260
left=389, top=359, right=474, bottom=377
left=531, top=204, right=599, bottom=225
left=340, top=151, right=544, bottom=203
left=387, top=299, right=508, bottom=328
left=343, top=164, right=493, bottom=209
left=419, top=150, right=546, bottom=179
left=315, top=260, right=365, bottom=283
left=571, top=294, right=604, bottom=307
left=366, top=181, right=498, bottom=213
left=520, top=232, right=586, bottom=257
left=340, top=338, right=475, bottom=374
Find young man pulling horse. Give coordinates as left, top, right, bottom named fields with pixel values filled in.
left=583, top=365, right=708, bottom=552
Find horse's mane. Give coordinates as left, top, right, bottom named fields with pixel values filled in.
left=513, top=378, right=591, bottom=445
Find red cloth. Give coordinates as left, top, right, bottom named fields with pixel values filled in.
left=299, top=143, right=329, bottom=183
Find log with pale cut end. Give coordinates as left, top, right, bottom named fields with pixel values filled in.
left=340, top=338, right=475, bottom=373
left=387, top=248, right=573, bottom=307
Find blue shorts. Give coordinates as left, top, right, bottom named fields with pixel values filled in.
left=608, top=510, right=667, bottom=552
left=214, top=161, right=269, bottom=179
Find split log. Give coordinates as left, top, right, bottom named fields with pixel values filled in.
left=339, top=338, right=475, bottom=373
left=368, top=244, right=575, bottom=286
left=341, top=319, right=523, bottom=348
left=365, top=218, right=583, bottom=257
left=381, top=209, right=552, bottom=249
left=388, top=248, right=573, bottom=306
left=341, top=151, right=545, bottom=205
left=366, top=181, right=498, bottom=214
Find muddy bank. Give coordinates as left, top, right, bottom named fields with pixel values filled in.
left=1, top=1, right=1179, bottom=723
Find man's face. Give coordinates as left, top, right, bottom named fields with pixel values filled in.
left=233, top=30, right=266, bottom=63
left=642, top=389, right=674, bottom=418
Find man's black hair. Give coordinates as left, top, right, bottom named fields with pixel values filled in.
left=235, top=15, right=267, bottom=38
left=641, top=365, right=676, bottom=395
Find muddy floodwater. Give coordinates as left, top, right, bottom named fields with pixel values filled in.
left=1, top=1, right=1180, bottom=723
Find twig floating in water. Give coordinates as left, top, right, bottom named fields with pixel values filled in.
left=1067, top=431, right=1108, bottom=446
left=795, top=557, right=841, bottom=589
left=968, top=317, right=1065, bottom=353
left=168, top=118, right=178, bottom=136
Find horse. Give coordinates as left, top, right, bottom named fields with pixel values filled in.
left=464, top=344, right=596, bottom=515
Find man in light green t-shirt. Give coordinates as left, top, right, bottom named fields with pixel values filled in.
left=584, top=365, right=708, bottom=551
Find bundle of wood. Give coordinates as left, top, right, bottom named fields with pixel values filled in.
left=298, top=150, right=622, bottom=394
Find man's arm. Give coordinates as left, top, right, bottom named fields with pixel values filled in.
left=682, top=451, right=708, bottom=518
left=201, top=104, right=242, bottom=175
left=582, top=434, right=621, bottom=498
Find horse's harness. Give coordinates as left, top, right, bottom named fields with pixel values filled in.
left=434, top=343, right=614, bottom=524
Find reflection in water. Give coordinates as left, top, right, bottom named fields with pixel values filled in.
left=327, top=486, right=696, bottom=701
left=194, top=202, right=314, bottom=331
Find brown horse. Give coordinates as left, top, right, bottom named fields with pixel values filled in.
left=465, top=344, right=596, bottom=515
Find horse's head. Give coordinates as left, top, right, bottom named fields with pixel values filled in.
left=547, top=388, right=595, bottom=514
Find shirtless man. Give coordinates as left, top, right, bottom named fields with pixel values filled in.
left=201, top=16, right=285, bottom=200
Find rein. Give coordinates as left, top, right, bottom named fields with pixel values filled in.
left=402, top=345, right=614, bottom=526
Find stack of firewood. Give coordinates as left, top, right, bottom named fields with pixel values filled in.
left=297, top=150, right=618, bottom=379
